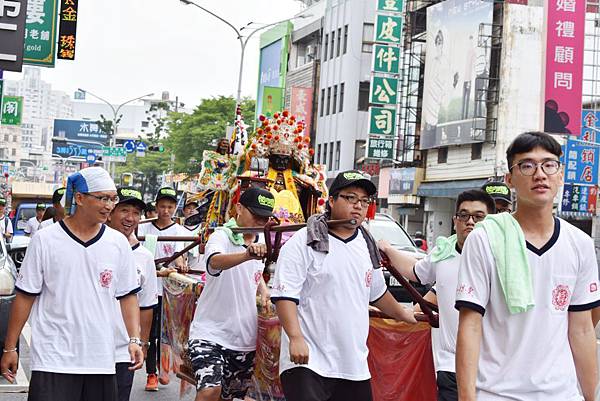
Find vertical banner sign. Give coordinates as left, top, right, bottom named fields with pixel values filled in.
left=581, top=110, right=600, bottom=142
left=377, top=0, right=403, bottom=13
left=24, top=0, right=59, bottom=66
left=543, top=0, right=585, bottom=135
left=290, top=87, right=313, bottom=136
left=370, top=76, right=398, bottom=105
left=57, top=0, right=77, bottom=60
left=369, top=106, right=397, bottom=136
left=1, top=96, right=24, bottom=125
left=373, top=44, right=400, bottom=74
left=562, top=138, right=599, bottom=185
left=0, top=0, right=27, bottom=72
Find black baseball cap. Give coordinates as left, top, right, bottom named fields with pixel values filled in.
left=239, top=187, right=275, bottom=217
left=155, top=187, right=177, bottom=203
left=52, top=187, right=66, bottom=204
left=145, top=201, right=156, bottom=212
left=481, top=181, right=512, bottom=204
left=116, top=187, right=146, bottom=210
left=329, top=170, right=377, bottom=197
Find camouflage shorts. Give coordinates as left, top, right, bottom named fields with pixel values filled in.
left=188, top=339, right=256, bottom=399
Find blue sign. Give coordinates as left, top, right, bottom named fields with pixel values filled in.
left=53, top=119, right=109, bottom=145
left=256, top=39, right=283, bottom=118
left=124, top=140, right=136, bottom=153
left=86, top=153, right=97, bottom=164
left=562, top=139, right=599, bottom=186
left=561, top=184, right=598, bottom=214
left=581, top=110, right=600, bottom=142
left=136, top=142, right=147, bottom=152
left=52, top=139, right=102, bottom=159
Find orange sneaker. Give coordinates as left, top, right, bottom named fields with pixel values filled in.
left=145, top=374, right=159, bottom=391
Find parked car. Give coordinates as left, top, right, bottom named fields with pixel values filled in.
left=364, top=213, right=430, bottom=303
left=0, top=236, right=18, bottom=352
left=11, top=202, right=51, bottom=237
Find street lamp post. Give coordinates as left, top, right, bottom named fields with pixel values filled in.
left=77, top=89, right=154, bottom=178
left=179, top=0, right=308, bottom=106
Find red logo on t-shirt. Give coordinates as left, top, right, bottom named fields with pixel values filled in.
left=590, top=283, right=598, bottom=293
left=100, top=269, right=113, bottom=288
left=365, top=269, right=373, bottom=288
left=162, top=244, right=174, bottom=256
left=552, top=284, right=570, bottom=311
left=254, top=271, right=262, bottom=285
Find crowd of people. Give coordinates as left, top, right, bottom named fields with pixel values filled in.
left=0, top=131, right=599, bottom=401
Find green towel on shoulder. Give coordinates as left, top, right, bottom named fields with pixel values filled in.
left=476, top=213, right=534, bottom=314
left=430, top=234, right=458, bottom=263
left=216, top=218, right=244, bottom=246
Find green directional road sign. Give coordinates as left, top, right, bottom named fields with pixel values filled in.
left=377, top=0, right=404, bottom=13
left=1, top=96, right=23, bottom=126
left=23, top=0, right=59, bottom=67
left=102, top=147, right=127, bottom=157
left=370, top=76, right=398, bottom=105
left=373, top=44, right=400, bottom=74
left=368, top=136, right=394, bottom=159
left=375, top=14, right=403, bottom=44
left=369, top=106, right=397, bottom=136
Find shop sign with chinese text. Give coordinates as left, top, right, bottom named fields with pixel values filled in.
left=375, top=14, right=403, bottom=44
left=370, top=76, right=398, bottom=105
left=57, top=0, right=78, bottom=60
left=23, top=0, right=59, bottom=66
left=369, top=106, right=396, bottom=136
left=376, top=0, right=404, bottom=13
left=561, top=184, right=597, bottom=214
left=0, top=0, right=27, bottom=72
left=1, top=96, right=23, bottom=125
left=562, top=138, right=599, bottom=186
left=367, top=135, right=394, bottom=159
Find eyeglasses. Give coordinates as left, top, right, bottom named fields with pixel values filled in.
left=510, top=159, right=561, bottom=176
left=455, top=213, right=486, bottom=223
left=338, top=194, right=373, bottom=208
left=83, top=193, right=120, bottom=205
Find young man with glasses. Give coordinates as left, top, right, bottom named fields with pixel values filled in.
left=1, top=167, right=144, bottom=401
left=272, top=170, right=416, bottom=401
left=456, top=132, right=600, bottom=401
left=379, top=189, right=495, bottom=401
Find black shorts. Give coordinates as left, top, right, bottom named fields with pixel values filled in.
left=436, top=371, right=458, bottom=401
left=280, top=367, right=373, bottom=401
left=115, top=363, right=134, bottom=401
left=188, top=339, right=256, bottom=400
left=28, top=371, right=117, bottom=401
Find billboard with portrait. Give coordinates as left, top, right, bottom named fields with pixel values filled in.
left=420, top=0, right=493, bottom=149
left=257, top=39, right=283, bottom=118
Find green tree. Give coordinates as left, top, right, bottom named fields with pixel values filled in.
left=166, top=96, right=255, bottom=175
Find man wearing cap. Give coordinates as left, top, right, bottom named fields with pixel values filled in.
left=188, top=187, right=272, bottom=401
left=137, top=186, right=186, bottom=391
left=24, top=203, right=45, bottom=237
left=39, top=187, right=66, bottom=230
left=1, top=167, right=144, bottom=401
left=272, top=170, right=416, bottom=401
left=107, top=187, right=158, bottom=401
left=0, top=198, right=13, bottom=241
left=481, top=181, right=513, bottom=213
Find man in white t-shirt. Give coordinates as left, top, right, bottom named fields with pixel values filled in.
left=379, top=189, right=495, bottom=401
left=188, top=187, right=272, bottom=401
left=24, top=203, right=45, bottom=237
left=38, top=187, right=66, bottom=231
left=0, top=167, right=144, bottom=401
left=136, top=186, right=185, bottom=391
left=108, top=187, right=158, bottom=401
left=272, top=170, right=416, bottom=401
left=0, top=197, right=13, bottom=241
left=456, top=132, right=600, bottom=401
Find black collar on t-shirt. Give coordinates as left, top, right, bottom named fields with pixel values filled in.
left=455, top=244, right=462, bottom=254
left=131, top=243, right=141, bottom=251
left=526, top=217, right=560, bottom=257
left=59, top=220, right=105, bottom=248
left=152, top=221, right=176, bottom=231
left=328, top=229, right=359, bottom=244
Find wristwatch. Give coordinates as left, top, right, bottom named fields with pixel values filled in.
left=129, top=337, right=143, bottom=347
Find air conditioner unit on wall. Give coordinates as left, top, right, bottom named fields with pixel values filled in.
left=306, top=45, right=316, bottom=60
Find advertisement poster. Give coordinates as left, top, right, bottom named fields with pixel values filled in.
left=420, top=0, right=493, bottom=149
left=290, top=86, right=313, bottom=136
left=257, top=39, right=283, bottom=117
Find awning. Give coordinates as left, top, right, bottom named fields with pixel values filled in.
left=417, top=179, right=489, bottom=198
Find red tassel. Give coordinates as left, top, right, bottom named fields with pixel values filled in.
left=366, top=201, right=376, bottom=220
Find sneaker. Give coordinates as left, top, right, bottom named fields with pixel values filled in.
left=158, top=374, right=170, bottom=385
left=145, top=374, right=159, bottom=391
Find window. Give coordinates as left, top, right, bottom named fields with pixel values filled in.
left=339, top=83, right=345, bottom=112
left=329, top=142, right=334, bottom=171
left=330, top=31, right=335, bottom=59
left=343, top=25, right=349, bottom=54
left=332, top=85, right=338, bottom=114
left=335, top=141, right=341, bottom=170
left=317, top=144, right=322, bottom=164
left=471, top=143, right=483, bottom=160
left=337, top=28, right=342, bottom=57
left=324, top=33, right=329, bottom=61
left=362, top=23, right=374, bottom=53
left=326, top=87, right=331, bottom=115
left=320, top=88, right=326, bottom=117
left=323, top=143, right=328, bottom=166
left=358, top=81, right=370, bottom=111
left=11, top=149, right=16, bottom=156
left=437, top=147, right=448, bottom=164
left=3, top=134, right=8, bottom=142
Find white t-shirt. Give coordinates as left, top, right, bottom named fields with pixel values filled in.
left=271, top=228, right=387, bottom=381
left=24, top=216, right=41, bottom=236
left=189, top=230, right=264, bottom=351
left=414, top=247, right=461, bottom=374
left=0, top=215, right=13, bottom=237
left=455, top=218, right=600, bottom=401
left=137, top=221, right=184, bottom=296
left=16, top=221, right=139, bottom=374
left=115, top=243, right=159, bottom=363
left=38, top=218, right=55, bottom=231
left=182, top=224, right=203, bottom=270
